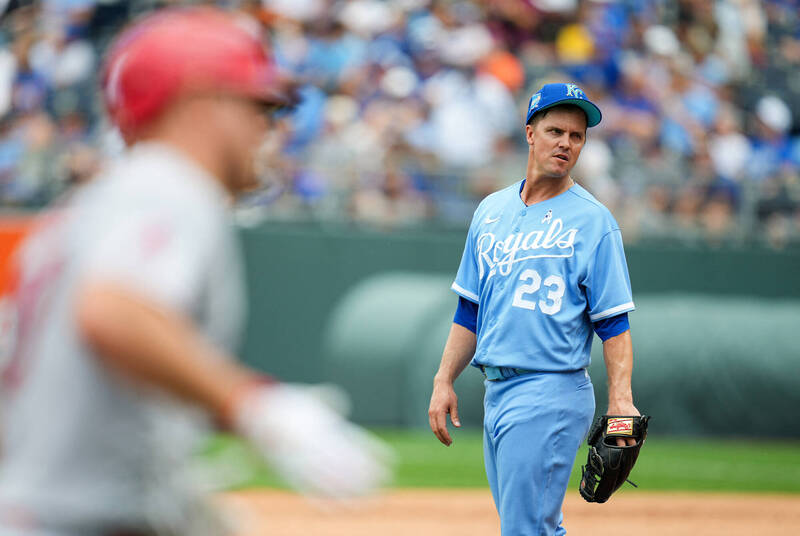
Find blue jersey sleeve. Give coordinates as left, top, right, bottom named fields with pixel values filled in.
left=583, top=229, right=635, bottom=321
left=451, top=222, right=480, bottom=302
left=593, top=312, right=629, bottom=341
left=453, top=296, right=479, bottom=333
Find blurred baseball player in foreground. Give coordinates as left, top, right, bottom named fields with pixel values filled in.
left=0, top=7, right=390, bottom=536
left=429, top=83, right=639, bottom=535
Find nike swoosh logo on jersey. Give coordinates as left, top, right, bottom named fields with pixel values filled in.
left=484, top=216, right=501, bottom=224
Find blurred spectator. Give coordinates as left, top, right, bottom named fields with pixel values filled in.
left=1, top=0, right=800, bottom=247
left=349, top=163, right=432, bottom=229
left=708, top=103, right=751, bottom=183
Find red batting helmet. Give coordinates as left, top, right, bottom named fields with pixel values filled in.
left=101, top=7, right=295, bottom=139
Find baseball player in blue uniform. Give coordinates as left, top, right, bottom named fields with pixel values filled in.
left=428, top=83, right=640, bottom=535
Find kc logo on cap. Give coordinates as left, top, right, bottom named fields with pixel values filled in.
left=565, top=83, right=585, bottom=99
left=525, top=82, right=602, bottom=128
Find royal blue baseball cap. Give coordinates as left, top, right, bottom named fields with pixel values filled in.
left=525, top=83, right=602, bottom=128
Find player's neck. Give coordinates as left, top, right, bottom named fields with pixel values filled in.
left=139, top=134, right=234, bottom=201
left=520, top=174, right=574, bottom=206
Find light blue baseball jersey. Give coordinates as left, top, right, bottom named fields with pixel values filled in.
left=452, top=180, right=634, bottom=372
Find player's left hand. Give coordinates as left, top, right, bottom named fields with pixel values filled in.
left=606, top=401, right=640, bottom=446
left=233, top=383, right=394, bottom=500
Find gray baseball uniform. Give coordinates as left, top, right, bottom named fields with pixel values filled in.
left=0, top=143, right=245, bottom=535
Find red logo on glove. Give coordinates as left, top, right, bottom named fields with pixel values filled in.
left=606, top=418, right=634, bottom=436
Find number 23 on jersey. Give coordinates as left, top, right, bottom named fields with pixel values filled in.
left=511, top=268, right=565, bottom=315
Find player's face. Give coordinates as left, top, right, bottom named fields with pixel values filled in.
left=214, top=95, right=279, bottom=194
left=526, top=108, right=587, bottom=180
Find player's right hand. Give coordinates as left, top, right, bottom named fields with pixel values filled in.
left=233, top=383, right=393, bottom=500
left=428, top=380, right=460, bottom=446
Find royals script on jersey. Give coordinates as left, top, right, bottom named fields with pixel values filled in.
left=452, top=180, right=634, bottom=371
left=0, top=143, right=246, bottom=531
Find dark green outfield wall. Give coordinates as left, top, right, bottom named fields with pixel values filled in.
left=239, top=224, right=468, bottom=382
left=238, top=223, right=800, bottom=437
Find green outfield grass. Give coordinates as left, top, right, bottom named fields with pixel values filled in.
left=200, top=429, right=800, bottom=493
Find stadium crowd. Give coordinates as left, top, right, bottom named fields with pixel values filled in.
left=1, top=0, right=799, bottom=247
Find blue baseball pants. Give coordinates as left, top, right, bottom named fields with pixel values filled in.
left=483, top=369, right=595, bottom=536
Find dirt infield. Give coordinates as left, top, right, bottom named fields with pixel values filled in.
left=219, top=489, right=800, bottom=535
